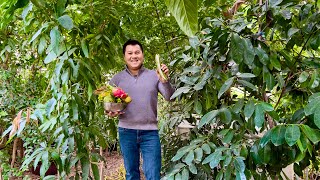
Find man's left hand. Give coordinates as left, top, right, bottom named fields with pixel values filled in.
left=157, top=64, right=169, bottom=83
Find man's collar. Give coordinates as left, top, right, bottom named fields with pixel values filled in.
left=125, top=65, right=145, bottom=76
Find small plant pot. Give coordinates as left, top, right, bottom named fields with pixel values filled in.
left=104, top=102, right=126, bottom=112
left=31, top=162, right=57, bottom=176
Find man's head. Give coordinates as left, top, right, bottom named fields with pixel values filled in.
left=123, top=40, right=144, bottom=73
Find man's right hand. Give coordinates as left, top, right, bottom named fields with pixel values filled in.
left=105, top=110, right=124, bottom=117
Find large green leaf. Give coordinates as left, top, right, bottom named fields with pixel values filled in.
left=271, top=126, right=286, bottom=146
left=238, top=79, right=257, bottom=91
left=234, top=157, right=245, bottom=172
left=304, top=93, right=320, bottom=116
left=165, top=0, right=198, bottom=37
left=285, top=125, right=300, bottom=146
left=46, top=98, right=57, bottom=117
left=254, top=104, right=264, bottom=128
left=220, top=108, right=232, bottom=125
left=243, top=38, right=255, bottom=66
left=198, top=110, right=218, bottom=128
left=194, top=147, right=203, bottom=162
left=244, top=99, right=255, bottom=118
left=218, top=77, right=234, bottom=99
left=230, top=33, right=244, bottom=63
left=58, top=15, right=73, bottom=30
left=50, top=26, right=60, bottom=55
left=300, top=125, right=320, bottom=144
left=170, top=86, right=191, bottom=99
left=255, top=47, right=269, bottom=65
left=259, top=130, right=271, bottom=148
left=183, top=150, right=194, bottom=165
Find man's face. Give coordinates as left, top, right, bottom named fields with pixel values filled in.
left=124, top=44, right=144, bottom=71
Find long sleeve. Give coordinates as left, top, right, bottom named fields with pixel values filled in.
left=158, top=81, right=175, bottom=101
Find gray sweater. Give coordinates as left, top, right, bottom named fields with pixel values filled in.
left=109, top=66, right=175, bottom=130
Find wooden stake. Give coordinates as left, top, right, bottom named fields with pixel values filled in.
left=11, top=138, right=18, bottom=168
left=99, top=147, right=104, bottom=180
left=0, top=167, right=3, bottom=180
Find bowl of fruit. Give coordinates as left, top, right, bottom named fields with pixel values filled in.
left=94, top=85, right=132, bottom=112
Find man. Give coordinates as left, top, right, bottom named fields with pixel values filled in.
left=107, top=39, right=175, bottom=180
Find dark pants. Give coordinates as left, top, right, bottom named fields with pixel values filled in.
left=118, top=127, right=161, bottom=180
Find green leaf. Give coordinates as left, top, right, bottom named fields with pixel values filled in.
left=165, top=0, right=198, bottom=37
left=223, top=154, right=232, bottom=167
left=271, top=125, right=286, bottom=146
left=296, top=135, right=308, bottom=153
left=40, top=151, right=49, bottom=177
left=202, top=151, right=222, bottom=165
left=184, top=150, right=194, bottom=165
left=194, top=100, right=202, bottom=114
left=237, top=73, right=256, bottom=78
left=243, top=38, right=255, bottom=66
left=233, top=98, right=244, bottom=113
left=198, top=110, right=218, bottom=128
left=46, top=98, right=57, bottom=117
left=57, top=0, right=67, bottom=16
left=91, top=163, right=100, bottom=180
left=50, top=26, right=60, bottom=55
left=270, top=53, right=281, bottom=71
left=263, top=67, right=275, bottom=90
left=220, top=108, right=232, bottom=124
left=285, top=125, right=300, bottom=146
left=230, top=33, right=244, bottom=63
left=38, top=36, right=47, bottom=55
left=29, top=22, right=49, bottom=43
left=189, top=163, right=197, bottom=174
left=175, top=172, right=182, bottom=180
left=269, top=0, right=283, bottom=7
left=300, top=125, right=320, bottom=144
left=291, top=108, right=305, bottom=123
left=194, top=148, right=203, bottom=162
left=81, top=39, right=89, bottom=58
left=254, top=104, right=264, bottom=128
left=44, top=51, right=57, bottom=64
left=259, top=130, right=271, bottom=148
left=287, top=28, right=299, bottom=39
left=58, top=15, right=73, bottom=30
left=315, top=108, right=320, bottom=129
left=172, top=146, right=191, bottom=161
left=255, top=47, right=269, bottom=65
left=236, top=171, right=246, bottom=180
left=234, top=157, right=245, bottom=172
left=304, top=94, right=320, bottom=115
left=201, top=143, right=211, bottom=154
left=260, top=102, right=274, bottom=112
left=244, top=99, right=255, bottom=118
left=258, top=144, right=271, bottom=163
left=222, top=130, right=234, bottom=144
left=182, top=168, right=189, bottom=179
left=309, top=71, right=319, bottom=88
left=298, top=71, right=309, bottom=83
left=81, top=157, right=90, bottom=180
left=218, top=77, right=234, bottom=99
left=238, top=80, right=257, bottom=91
left=170, top=86, right=191, bottom=99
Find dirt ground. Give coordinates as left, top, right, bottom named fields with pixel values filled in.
left=18, top=151, right=145, bottom=180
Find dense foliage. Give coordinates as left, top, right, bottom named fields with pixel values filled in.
left=1, top=0, right=320, bottom=179
left=162, top=0, right=320, bottom=179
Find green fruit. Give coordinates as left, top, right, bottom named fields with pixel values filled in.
left=103, top=96, right=113, bottom=102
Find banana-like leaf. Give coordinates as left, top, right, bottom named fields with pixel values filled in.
left=165, top=0, right=198, bottom=37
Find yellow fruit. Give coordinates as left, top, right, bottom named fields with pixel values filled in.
left=124, top=96, right=132, bottom=103
left=155, top=54, right=168, bottom=81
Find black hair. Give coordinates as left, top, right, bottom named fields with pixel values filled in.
left=122, top=39, right=144, bottom=55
